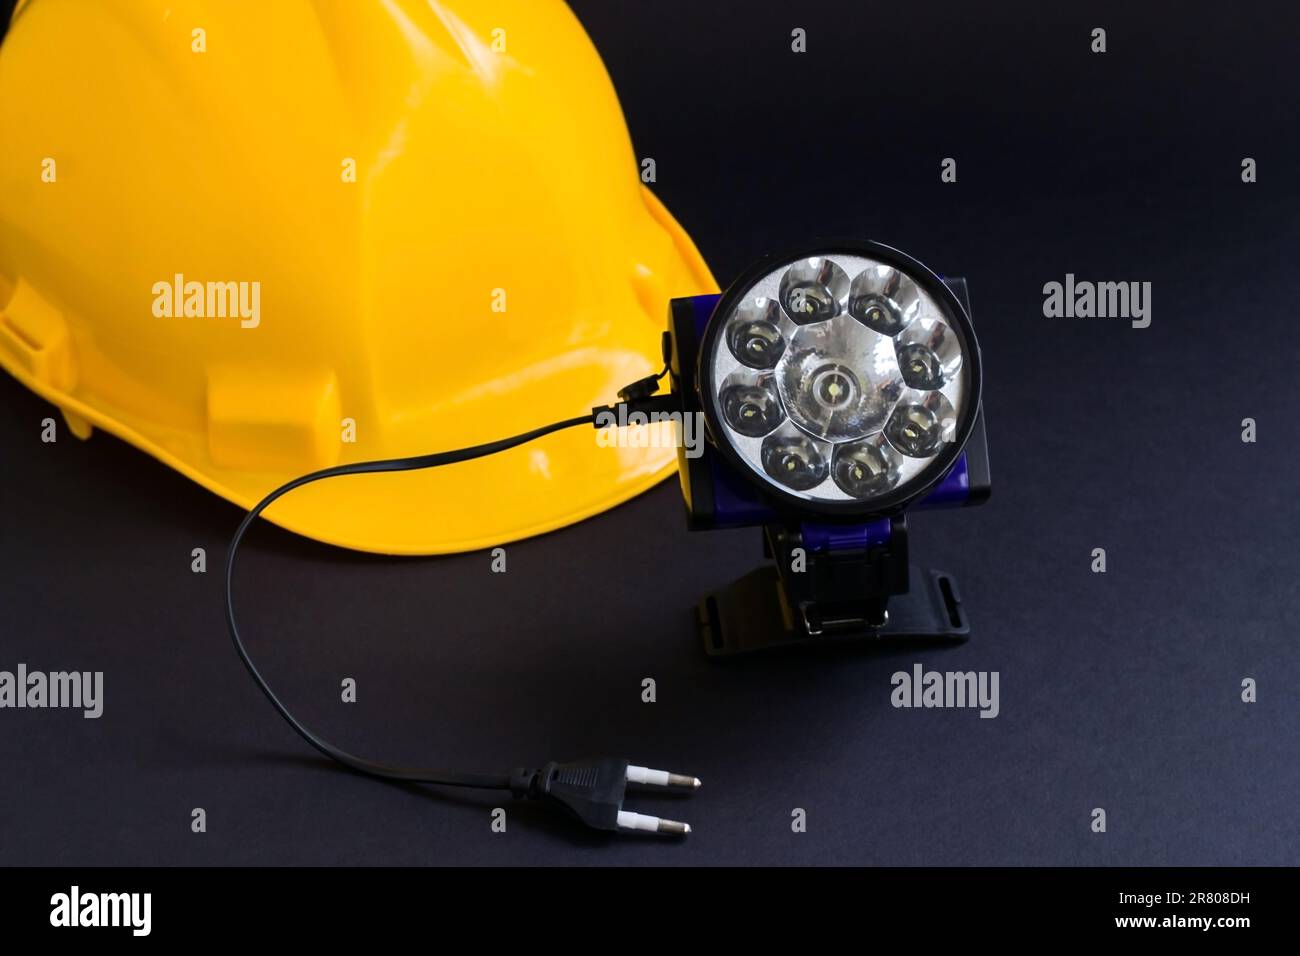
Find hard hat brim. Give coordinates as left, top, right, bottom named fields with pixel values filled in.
left=3, top=349, right=681, bottom=554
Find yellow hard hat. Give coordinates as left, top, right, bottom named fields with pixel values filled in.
left=0, top=0, right=715, bottom=554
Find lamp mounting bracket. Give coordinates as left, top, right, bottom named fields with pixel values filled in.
left=696, top=516, right=970, bottom=658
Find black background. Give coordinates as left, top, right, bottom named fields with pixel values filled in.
left=1, top=0, right=1297, bottom=866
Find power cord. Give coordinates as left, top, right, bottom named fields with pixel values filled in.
left=224, top=391, right=700, bottom=836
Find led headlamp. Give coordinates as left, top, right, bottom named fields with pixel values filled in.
left=665, top=240, right=991, bottom=655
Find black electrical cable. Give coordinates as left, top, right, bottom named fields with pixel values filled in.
left=223, top=413, right=596, bottom=791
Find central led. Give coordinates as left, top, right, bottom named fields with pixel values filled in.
left=776, top=314, right=903, bottom=442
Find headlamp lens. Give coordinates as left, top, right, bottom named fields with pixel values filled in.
left=705, top=248, right=976, bottom=508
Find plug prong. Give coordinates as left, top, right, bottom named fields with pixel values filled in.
left=626, top=764, right=702, bottom=790
left=616, top=810, right=691, bottom=835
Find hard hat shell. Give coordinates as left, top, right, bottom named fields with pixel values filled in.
left=0, top=0, right=715, bottom=554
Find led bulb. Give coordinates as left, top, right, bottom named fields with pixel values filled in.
left=778, top=316, right=902, bottom=442
left=725, top=297, right=786, bottom=369
left=897, top=343, right=944, bottom=389
left=884, top=391, right=957, bottom=458
left=761, top=427, right=829, bottom=491
left=832, top=436, right=899, bottom=499
left=779, top=257, right=849, bottom=325
left=719, top=374, right=784, bottom=437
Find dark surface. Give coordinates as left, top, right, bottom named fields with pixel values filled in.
left=1, top=0, right=1297, bottom=865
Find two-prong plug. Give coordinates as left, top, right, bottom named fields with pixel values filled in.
left=510, top=758, right=700, bottom=836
